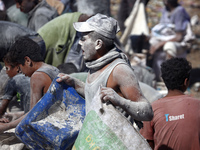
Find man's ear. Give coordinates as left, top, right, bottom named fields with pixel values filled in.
left=95, top=39, right=103, bottom=50
left=184, top=78, right=189, bottom=87
left=24, top=56, right=32, bottom=66
left=16, top=65, right=21, bottom=73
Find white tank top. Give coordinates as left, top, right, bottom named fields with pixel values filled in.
left=85, top=58, right=128, bottom=114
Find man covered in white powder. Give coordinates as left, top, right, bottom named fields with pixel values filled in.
left=57, top=13, right=153, bottom=125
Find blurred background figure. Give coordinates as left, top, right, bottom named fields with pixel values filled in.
left=147, top=0, right=195, bottom=81
left=14, top=0, right=59, bottom=31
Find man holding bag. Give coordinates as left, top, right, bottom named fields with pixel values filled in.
left=57, top=13, right=153, bottom=149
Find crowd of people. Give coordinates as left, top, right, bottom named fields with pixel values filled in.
left=0, top=0, right=199, bottom=149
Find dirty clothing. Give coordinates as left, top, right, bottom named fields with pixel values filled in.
left=46, top=0, right=64, bottom=15
left=160, top=5, right=190, bottom=32
left=6, top=4, right=28, bottom=27
left=28, top=0, right=58, bottom=31
left=0, top=67, right=10, bottom=100
left=84, top=48, right=136, bottom=120
left=36, top=65, right=60, bottom=81
left=140, top=95, right=200, bottom=150
left=85, top=58, right=142, bottom=124
left=85, top=58, right=128, bottom=114
left=1, top=74, right=30, bottom=113
left=38, top=12, right=81, bottom=67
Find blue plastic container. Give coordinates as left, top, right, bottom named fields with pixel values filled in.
left=15, top=77, right=85, bottom=150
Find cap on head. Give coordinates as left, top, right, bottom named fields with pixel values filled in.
left=73, top=13, right=120, bottom=39
left=163, top=42, right=177, bottom=57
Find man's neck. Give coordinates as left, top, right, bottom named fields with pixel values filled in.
left=165, top=89, right=185, bottom=97
left=32, top=61, right=45, bottom=71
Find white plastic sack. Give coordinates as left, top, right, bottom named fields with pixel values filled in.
left=73, top=87, right=151, bottom=150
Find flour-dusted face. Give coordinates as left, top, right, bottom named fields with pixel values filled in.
left=79, top=33, right=98, bottom=62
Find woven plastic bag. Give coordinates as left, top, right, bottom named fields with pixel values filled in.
left=72, top=87, right=151, bottom=150
left=15, top=77, right=85, bottom=150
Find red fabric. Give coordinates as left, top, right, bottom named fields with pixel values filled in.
left=140, top=95, right=200, bottom=150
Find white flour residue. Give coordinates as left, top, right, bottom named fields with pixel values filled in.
left=49, top=83, right=56, bottom=94
left=32, top=90, right=84, bottom=132
left=87, top=91, right=151, bottom=150
left=32, top=103, right=83, bottom=130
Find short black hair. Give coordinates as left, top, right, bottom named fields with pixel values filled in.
left=161, top=58, right=192, bottom=91
left=8, top=36, right=44, bottom=65
left=3, top=51, right=17, bottom=68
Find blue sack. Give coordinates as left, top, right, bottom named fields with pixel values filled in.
left=15, top=77, right=85, bottom=150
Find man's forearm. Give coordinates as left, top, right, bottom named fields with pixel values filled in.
left=74, top=78, right=85, bottom=97
left=0, top=113, right=26, bottom=133
left=5, top=111, right=25, bottom=121
left=118, top=97, right=153, bottom=121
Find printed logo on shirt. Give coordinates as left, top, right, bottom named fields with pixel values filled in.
left=165, top=114, right=184, bottom=122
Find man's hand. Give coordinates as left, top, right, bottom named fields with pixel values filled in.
left=0, top=117, right=10, bottom=123
left=100, top=87, right=122, bottom=106
left=56, top=73, right=75, bottom=88
left=0, top=112, right=24, bottom=123
left=56, top=73, right=85, bottom=97
left=0, top=113, right=13, bottom=123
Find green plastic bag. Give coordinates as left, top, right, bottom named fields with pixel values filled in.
left=73, top=87, right=151, bottom=150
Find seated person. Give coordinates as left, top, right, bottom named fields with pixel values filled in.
left=147, top=0, right=194, bottom=81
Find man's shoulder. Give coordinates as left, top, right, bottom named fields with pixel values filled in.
left=111, top=59, right=137, bottom=83
left=175, top=5, right=186, bottom=11
left=36, top=64, right=59, bottom=80
left=33, top=0, right=57, bottom=17
left=151, top=96, right=173, bottom=107
left=34, top=7, right=57, bottom=17
left=152, top=94, right=200, bottom=107
left=173, top=5, right=188, bottom=15
left=111, top=59, right=132, bottom=73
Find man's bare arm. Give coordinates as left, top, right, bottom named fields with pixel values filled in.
left=0, top=111, right=27, bottom=133
left=100, top=64, right=153, bottom=121
left=30, top=73, right=45, bottom=109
